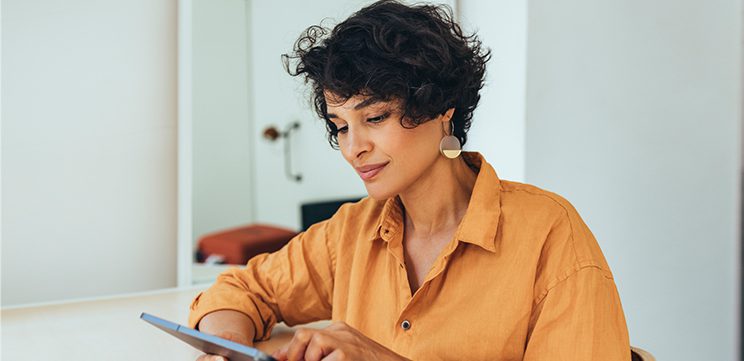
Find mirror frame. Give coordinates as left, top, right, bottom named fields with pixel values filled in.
left=177, top=0, right=193, bottom=287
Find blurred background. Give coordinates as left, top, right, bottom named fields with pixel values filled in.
left=1, top=0, right=742, bottom=360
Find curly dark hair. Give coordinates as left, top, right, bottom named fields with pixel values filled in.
left=283, top=0, right=491, bottom=149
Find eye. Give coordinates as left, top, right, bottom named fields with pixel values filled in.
left=328, top=119, right=348, bottom=136
left=367, top=112, right=390, bottom=124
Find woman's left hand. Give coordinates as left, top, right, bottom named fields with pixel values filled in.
left=271, top=321, right=411, bottom=361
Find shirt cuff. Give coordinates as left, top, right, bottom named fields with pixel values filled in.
left=187, top=289, right=278, bottom=341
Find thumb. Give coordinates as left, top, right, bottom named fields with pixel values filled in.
left=272, top=345, right=289, bottom=361
left=198, top=355, right=226, bottom=361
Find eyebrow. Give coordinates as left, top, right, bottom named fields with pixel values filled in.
left=326, top=97, right=384, bottom=119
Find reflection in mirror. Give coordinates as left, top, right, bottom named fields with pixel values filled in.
left=189, top=0, right=373, bottom=284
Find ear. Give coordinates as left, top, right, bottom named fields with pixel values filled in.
left=440, top=108, right=455, bottom=123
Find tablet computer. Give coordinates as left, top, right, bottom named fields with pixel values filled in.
left=140, top=312, right=277, bottom=361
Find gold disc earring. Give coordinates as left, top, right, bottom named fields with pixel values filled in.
left=439, top=121, right=462, bottom=159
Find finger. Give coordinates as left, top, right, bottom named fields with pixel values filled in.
left=320, top=349, right=347, bottom=361
left=304, top=332, right=334, bottom=361
left=196, top=355, right=227, bottom=361
left=285, top=328, right=316, bottom=361
left=272, top=344, right=289, bottom=361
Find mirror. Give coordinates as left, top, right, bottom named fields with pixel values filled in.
left=185, top=0, right=376, bottom=284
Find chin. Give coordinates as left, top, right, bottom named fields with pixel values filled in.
left=363, top=182, right=399, bottom=201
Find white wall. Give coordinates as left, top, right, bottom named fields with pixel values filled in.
left=460, top=0, right=527, bottom=182
left=525, top=0, right=742, bottom=360
left=1, top=0, right=178, bottom=306
left=191, top=0, right=254, bottom=246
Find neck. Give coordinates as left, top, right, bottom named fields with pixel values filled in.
left=399, top=155, right=478, bottom=237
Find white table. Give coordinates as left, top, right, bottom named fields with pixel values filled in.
left=1, top=286, right=329, bottom=360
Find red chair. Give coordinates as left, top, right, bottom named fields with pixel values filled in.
left=197, top=198, right=363, bottom=265
left=197, top=224, right=298, bottom=265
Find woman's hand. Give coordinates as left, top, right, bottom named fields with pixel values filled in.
left=272, top=322, right=410, bottom=361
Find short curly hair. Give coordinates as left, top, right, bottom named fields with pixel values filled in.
left=283, top=0, right=491, bottom=149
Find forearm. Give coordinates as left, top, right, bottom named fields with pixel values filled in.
left=197, top=309, right=258, bottom=346
left=188, top=265, right=283, bottom=340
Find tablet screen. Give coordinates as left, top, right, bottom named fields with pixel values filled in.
left=140, top=312, right=277, bottom=361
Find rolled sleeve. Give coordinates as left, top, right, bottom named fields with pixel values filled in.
left=187, top=220, right=336, bottom=341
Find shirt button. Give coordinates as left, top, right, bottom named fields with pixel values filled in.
left=401, top=320, right=411, bottom=330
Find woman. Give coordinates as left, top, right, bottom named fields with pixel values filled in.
left=191, top=1, right=630, bottom=360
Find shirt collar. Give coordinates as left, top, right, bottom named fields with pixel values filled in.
left=369, top=152, right=502, bottom=253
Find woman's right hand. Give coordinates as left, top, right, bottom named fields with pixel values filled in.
left=194, top=309, right=257, bottom=361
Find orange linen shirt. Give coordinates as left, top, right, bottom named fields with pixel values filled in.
left=188, top=152, right=630, bottom=360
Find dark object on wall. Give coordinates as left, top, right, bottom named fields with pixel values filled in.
left=197, top=224, right=298, bottom=265
left=300, top=197, right=364, bottom=231
left=262, top=122, right=302, bottom=182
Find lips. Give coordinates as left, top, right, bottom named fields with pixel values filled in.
left=355, top=162, right=389, bottom=181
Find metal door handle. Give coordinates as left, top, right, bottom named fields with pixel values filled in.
left=262, top=122, right=302, bottom=182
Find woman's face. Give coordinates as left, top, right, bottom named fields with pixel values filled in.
left=325, top=93, right=451, bottom=200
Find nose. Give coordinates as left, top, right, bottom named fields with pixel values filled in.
left=342, top=125, right=373, bottom=161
